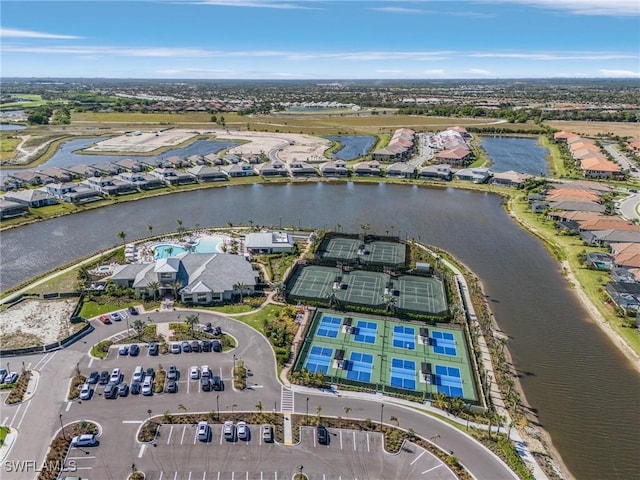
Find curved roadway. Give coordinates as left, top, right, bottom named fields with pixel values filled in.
left=1, top=310, right=517, bottom=480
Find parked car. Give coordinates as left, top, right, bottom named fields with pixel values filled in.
left=132, top=366, right=144, bottom=383
left=201, top=365, right=211, bottom=378
left=104, top=383, right=118, bottom=399
left=141, top=381, right=153, bottom=396
left=197, top=421, right=209, bottom=442
left=110, top=368, right=122, bottom=384
left=149, top=343, right=159, bottom=356
left=98, top=315, right=111, bottom=325
left=79, top=384, right=92, bottom=400
left=0, top=369, right=7, bottom=384
left=170, top=343, right=181, bottom=354
left=118, top=345, right=129, bottom=356
left=212, top=340, right=222, bottom=352
left=87, top=371, right=99, bottom=384
left=4, top=372, right=19, bottom=384
left=191, top=340, right=201, bottom=352
left=118, top=383, right=129, bottom=397
left=181, top=341, right=192, bottom=353
left=201, top=340, right=212, bottom=352
left=203, top=322, right=213, bottom=333
left=128, top=306, right=138, bottom=315
left=167, top=365, right=179, bottom=381
left=167, top=380, right=178, bottom=393
left=237, top=421, right=249, bottom=441
left=129, top=344, right=140, bottom=356
left=317, top=425, right=329, bottom=445
left=130, top=381, right=141, bottom=395
left=190, top=366, right=199, bottom=380
left=98, top=371, right=109, bottom=385
left=261, top=424, right=273, bottom=443
left=211, top=375, right=223, bottom=391
left=109, top=312, right=122, bottom=322
left=223, top=421, right=235, bottom=441
left=212, top=326, right=222, bottom=336
left=71, top=434, right=97, bottom=447
left=200, top=377, right=211, bottom=391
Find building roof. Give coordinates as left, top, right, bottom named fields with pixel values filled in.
left=179, top=253, right=257, bottom=295
left=580, top=157, right=622, bottom=173
left=245, top=231, right=294, bottom=249
left=435, top=146, right=471, bottom=160
left=5, top=188, right=55, bottom=203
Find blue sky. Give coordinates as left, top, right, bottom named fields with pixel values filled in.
left=1, top=0, right=639, bottom=79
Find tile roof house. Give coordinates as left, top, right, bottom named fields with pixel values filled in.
left=222, top=162, right=256, bottom=178
left=371, top=128, right=415, bottom=162
left=490, top=170, right=533, bottom=188
left=435, top=146, right=473, bottom=167
left=353, top=161, right=382, bottom=176
left=118, top=172, right=166, bottom=190
left=385, top=162, right=416, bottom=178
left=453, top=167, right=492, bottom=183
left=288, top=161, right=318, bottom=178
left=418, top=164, right=452, bottom=181
left=4, top=188, right=58, bottom=208
left=553, top=131, right=579, bottom=143
left=39, top=167, right=75, bottom=183
left=254, top=160, right=288, bottom=177
left=580, top=158, right=623, bottom=180
left=151, top=167, right=198, bottom=185
left=611, top=243, right=640, bottom=268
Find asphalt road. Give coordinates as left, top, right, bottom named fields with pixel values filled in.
left=1, top=310, right=517, bottom=480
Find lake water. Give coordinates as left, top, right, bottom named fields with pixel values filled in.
left=481, top=136, right=549, bottom=175
left=0, top=125, right=26, bottom=131
left=0, top=182, right=638, bottom=480
left=324, top=135, right=376, bottom=160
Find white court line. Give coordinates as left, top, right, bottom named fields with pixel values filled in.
left=422, top=464, right=443, bottom=474
left=410, top=451, right=425, bottom=465
left=138, top=444, right=146, bottom=458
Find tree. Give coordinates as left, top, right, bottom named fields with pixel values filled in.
left=211, top=114, right=217, bottom=124
left=344, top=406, right=352, bottom=418
left=132, top=319, right=146, bottom=340
left=255, top=400, right=263, bottom=413
left=165, top=246, right=174, bottom=257
left=233, top=282, right=248, bottom=304
left=170, top=279, right=183, bottom=298
left=117, top=231, right=127, bottom=245
left=389, top=415, right=399, bottom=427
left=147, top=281, right=160, bottom=301
left=185, top=314, right=200, bottom=336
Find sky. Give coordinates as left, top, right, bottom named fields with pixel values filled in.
left=1, top=0, right=639, bottom=79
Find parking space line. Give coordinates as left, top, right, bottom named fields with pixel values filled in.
left=2, top=417, right=8, bottom=425
left=193, top=430, right=197, bottom=445
left=219, top=428, right=223, bottom=445
left=367, top=433, right=370, bottom=452
left=245, top=472, right=248, bottom=480
left=352, top=431, right=356, bottom=451
left=173, top=472, right=178, bottom=480
left=274, top=473, right=277, bottom=480
left=16, top=399, right=33, bottom=430
left=202, top=472, right=206, bottom=480
left=66, top=401, right=72, bottom=411
left=217, top=472, right=220, bottom=480
left=187, top=472, right=192, bottom=480
left=158, top=472, right=163, bottom=480
left=88, top=357, right=95, bottom=368
left=422, top=464, right=443, bottom=475
left=166, top=426, right=174, bottom=445
left=138, top=444, right=146, bottom=458
left=339, top=431, right=343, bottom=450
left=410, top=451, right=425, bottom=465
left=180, top=425, right=187, bottom=445
left=187, top=379, right=190, bottom=394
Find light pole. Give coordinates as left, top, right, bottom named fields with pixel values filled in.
left=380, top=404, right=384, bottom=432
left=233, top=354, right=237, bottom=371
left=59, top=414, right=67, bottom=442
left=306, top=397, right=309, bottom=425
left=216, top=394, right=220, bottom=420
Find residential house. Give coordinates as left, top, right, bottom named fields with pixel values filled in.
left=319, top=160, right=349, bottom=177
left=547, top=200, right=606, bottom=213
left=0, top=176, right=23, bottom=191
left=46, top=182, right=103, bottom=203
left=84, top=176, right=137, bottom=196
left=581, top=229, right=640, bottom=246
left=151, top=168, right=197, bottom=185
left=39, top=167, right=74, bottom=183
left=434, top=146, right=473, bottom=167
left=371, top=128, right=415, bottom=162
left=115, top=158, right=146, bottom=172
left=385, top=162, right=415, bottom=178
left=453, top=167, right=492, bottom=183
left=490, top=170, right=533, bottom=188
left=353, top=161, right=382, bottom=176
left=187, top=154, right=207, bottom=166
left=553, top=131, right=579, bottom=143
left=222, top=162, right=255, bottom=178
left=186, top=165, right=228, bottom=182
left=4, top=188, right=58, bottom=208
left=580, top=157, right=624, bottom=180
left=611, top=266, right=637, bottom=283
left=254, top=160, right=288, bottom=177
left=66, top=164, right=102, bottom=178
left=605, top=282, right=640, bottom=312
left=93, top=161, right=123, bottom=176
left=0, top=198, right=29, bottom=219
left=8, top=171, right=54, bottom=186
left=118, top=172, right=166, bottom=190
left=245, top=231, right=295, bottom=254
left=585, top=252, right=614, bottom=270
left=204, top=153, right=225, bottom=165
left=288, top=161, right=318, bottom=177
left=611, top=243, right=640, bottom=269
left=163, top=155, right=189, bottom=169
left=418, top=164, right=452, bottom=181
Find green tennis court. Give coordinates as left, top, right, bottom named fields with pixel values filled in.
left=395, top=275, right=447, bottom=314
left=319, top=237, right=406, bottom=266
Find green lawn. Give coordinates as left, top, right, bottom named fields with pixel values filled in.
left=207, top=304, right=254, bottom=314
left=79, top=301, right=124, bottom=319
left=233, top=304, right=286, bottom=334
left=0, top=425, right=9, bottom=447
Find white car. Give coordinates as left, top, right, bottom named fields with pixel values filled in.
left=201, top=365, right=211, bottom=378
left=132, top=366, right=144, bottom=383
left=71, top=434, right=97, bottom=447
left=197, top=421, right=209, bottom=441
left=141, top=381, right=153, bottom=396
left=237, top=421, right=249, bottom=441
left=223, top=421, right=235, bottom=442
left=109, top=368, right=121, bottom=384
left=3, top=372, right=19, bottom=384
left=79, top=383, right=92, bottom=400
left=190, top=366, right=199, bottom=380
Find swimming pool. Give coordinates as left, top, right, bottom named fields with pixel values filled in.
left=154, top=235, right=224, bottom=258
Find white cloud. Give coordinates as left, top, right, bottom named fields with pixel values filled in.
left=422, top=69, right=445, bottom=75
left=469, top=52, right=637, bottom=60
left=468, top=68, right=492, bottom=75
left=186, top=0, right=320, bottom=9
left=0, top=28, right=81, bottom=39
left=483, top=0, right=639, bottom=16
left=371, top=6, right=430, bottom=14
left=600, top=69, right=640, bottom=77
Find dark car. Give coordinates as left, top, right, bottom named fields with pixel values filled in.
left=98, top=371, right=110, bottom=385
left=145, top=367, right=155, bottom=379
left=201, top=377, right=211, bottom=391
left=118, top=345, right=129, bottom=356
left=317, top=425, right=329, bottom=445
left=212, top=339, right=222, bottom=352
left=181, top=341, right=192, bottom=353
left=149, top=343, right=159, bottom=356
left=212, top=326, right=222, bottom=336
left=128, top=306, right=139, bottom=315
left=130, top=382, right=141, bottom=395
left=167, top=380, right=178, bottom=393
left=201, top=340, right=212, bottom=352
left=129, top=344, right=140, bottom=356
left=87, top=371, right=99, bottom=384
left=167, top=365, right=179, bottom=381
left=190, top=340, right=201, bottom=353
left=104, top=383, right=118, bottom=399
left=211, top=375, right=223, bottom=391
left=118, top=383, right=129, bottom=397
left=203, top=322, right=213, bottom=333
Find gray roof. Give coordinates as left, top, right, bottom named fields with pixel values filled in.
left=111, top=264, right=156, bottom=288
left=179, top=253, right=257, bottom=295
left=4, top=188, right=56, bottom=203
left=245, top=232, right=294, bottom=249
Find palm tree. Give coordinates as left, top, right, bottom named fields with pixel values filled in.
left=132, top=319, right=146, bottom=340
left=147, top=281, right=160, bottom=301
left=117, top=231, right=127, bottom=245
left=233, top=282, right=248, bottom=304
left=170, top=279, right=183, bottom=299
left=185, top=314, right=200, bottom=337
left=344, top=406, right=352, bottom=418
left=255, top=400, right=263, bottom=414
left=165, top=246, right=174, bottom=257
left=389, top=415, right=399, bottom=427
left=432, top=392, right=449, bottom=411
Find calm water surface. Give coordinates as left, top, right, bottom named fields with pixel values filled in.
left=1, top=183, right=639, bottom=479
left=481, top=136, right=549, bottom=175
left=324, top=135, right=376, bottom=160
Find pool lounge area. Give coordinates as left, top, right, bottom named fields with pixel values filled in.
left=154, top=235, right=225, bottom=258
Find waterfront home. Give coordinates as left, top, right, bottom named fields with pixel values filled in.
left=610, top=266, right=637, bottom=282
left=66, top=164, right=102, bottom=178
left=254, top=160, right=288, bottom=177
left=0, top=198, right=29, bottom=219
left=435, top=129, right=468, bottom=150
left=580, top=157, right=624, bottom=180
left=187, top=154, right=207, bottom=166
left=139, top=157, right=164, bottom=169
left=111, top=252, right=258, bottom=304
left=118, top=172, right=166, bottom=190
left=186, top=165, right=228, bottom=182
left=447, top=126, right=472, bottom=139
left=115, top=158, right=146, bottom=172
left=288, top=161, right=318, bottom=178
left=371, top=128, right=415, bottom=162
left=46, top=182, right=103, bottom=204
left=245, top=231, right=295, bottom=254
left=453, top=167, right=492, bottom=183
left=0, top=176, right=23, bottom=191
left=84, top=176, right=137, bottom=196
left=386, top=162, right=415, bottom=178
left=418, top=164, right=452, bottom=181
left=605, top=282, right=640, bottom=313
left=150, top=167, right=197, bottom=185
left=547, top=200, right=606, bottom=213
left=581, top=229, right=640, bottom=247
left=610, top=243, right=640, bottom=269
left=353, top=160, right=382, bottom=176
left=319, top=160, right=349, bottom=177
left=39, top=167, right=75, bottom=183
left=164, top=155, right=189, bottom=168
left=435, top=146, right=473, bottom=167
left=222, top=162, right=255, bottom=178
left=585, top=252, right=614, bottom=270
left=4, top=188, right=58, bottom=208
left=93, top=161, right=124, bottom=176
left=553, top=131, right=579, bottom=143
left=204, top=153, right=225, bottom=165
left=490, top=170, right=533, bottom=188
left=8, top=171, right=54, bottom=186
